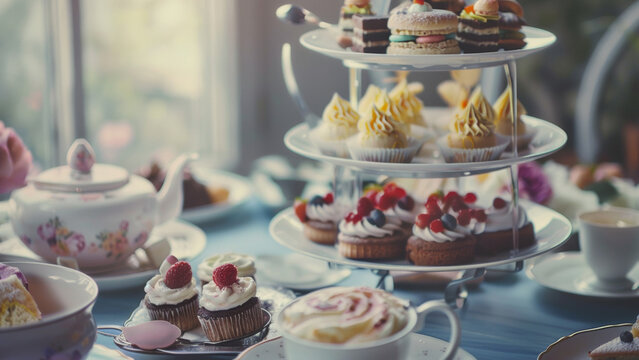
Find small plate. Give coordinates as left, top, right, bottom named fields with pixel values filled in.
left=526, top=252, right=639, bottom=298
left=0, top=220, right=206, bottom=291
left=180, top=168, right=252, bottom=223
left=255, top=253, right=351, bottom=290
left=237, top=333, right=477, bottom=360
left=538, top=323, right=632, bottom=360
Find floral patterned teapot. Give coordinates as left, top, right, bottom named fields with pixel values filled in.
left=8, top=139, right=197, bottom=270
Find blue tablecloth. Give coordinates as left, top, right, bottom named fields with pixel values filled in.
left=93, top=202, right=637, bottom=359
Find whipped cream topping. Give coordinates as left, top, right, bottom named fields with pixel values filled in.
left=412, top=224, right=466, bottom=243
left=493, top=87, right=527, bottom=136
left=358, top=84, right=383, bottom=115
left=469, top=87, right=496, bottom=123
left=315, top=93, right=359, bottom=141
left=384, top=204, right=418, bottom=224
left=306, top=201, right=349, bottom=224
left=144, top=275, right=198, bottom=306
left=339, top=215, right=402, bottom=238
left=590, top=336, right=639, bottom=356
left=375, top=90, right=410, bottom=132
left=197, top=253, right=256, bottom=281
left=200, top=277, right=257, bottom=311
left=450, top=104, right=494, bottom=137
left=485, top=204, right=528, bottom=232
left=390, top=80, right=424, bottom=126
left=280, top=287, right=409, bottom=344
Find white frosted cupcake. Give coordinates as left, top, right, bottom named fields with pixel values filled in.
left=197, top=264, right=264, bottom=342
left=197, top=253, right=256, bottom=286
left=310, top=93, right=359, bottom=158
left=348, top=106, right=423, bottom=163
left=144, top=255, right=199, bottom=331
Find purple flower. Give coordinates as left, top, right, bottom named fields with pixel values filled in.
left=37, top=222, right=56, bottom=241
left=65, top=233, right=86, bottom=256
left=518, top=162, right=553, bottom=204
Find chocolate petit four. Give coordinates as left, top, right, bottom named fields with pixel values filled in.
left=352, top=15, right=390, bottom=53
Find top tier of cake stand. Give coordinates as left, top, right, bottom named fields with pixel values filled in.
left=300, top=26, right=556, bottom=71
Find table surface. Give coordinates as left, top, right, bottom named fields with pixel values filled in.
left=93, top=202, right=638, bottom=360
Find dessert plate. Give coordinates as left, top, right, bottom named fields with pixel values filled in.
left=0, top=220, right=206, bottom=291
left=526, top=252, right=639, bottom=298
left=180, top=168, right=252, bottom=223
left=255, top=253, right=351, bottom=290
left=538, top=323, right=632, bottom=359
left=270, top=201, right=571, bottom=272
left=284, top=115, right=567, bottom=178
left=237, top=333, right=477, bottom=360
left=300, top=26, right=556, bottom=71
left=107, top=286, right=295, bottom=355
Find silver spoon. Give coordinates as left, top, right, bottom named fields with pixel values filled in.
left=276, top=4, right=334, bottom=29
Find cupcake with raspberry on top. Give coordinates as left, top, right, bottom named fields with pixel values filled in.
left=198, top=264, right=264, bottom=342
left=294, top=192, right=347, bottom=245
left=144, top=255, right=199, bottom=331
left=365, top=182, right=418, bottom=234
left=474, top=196, right=535, bottom=256
left=406, top=192, right=481, bottom=265
left=338, top=197, right=406, bottom=260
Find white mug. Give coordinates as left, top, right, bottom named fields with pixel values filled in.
left=579, top=208, right=639, bottom=291
left=278, top=299, right=461, bottom=360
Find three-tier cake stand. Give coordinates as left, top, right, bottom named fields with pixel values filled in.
left=270, top=24, right=571, bottom=308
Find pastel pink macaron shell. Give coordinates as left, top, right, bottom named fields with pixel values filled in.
left=122, top=320, right=181, bottom=350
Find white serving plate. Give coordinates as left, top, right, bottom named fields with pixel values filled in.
left=284, top=115, right=567, bottom=178
left=538, top=324, right=633, bottom=360
left=300, top=26, right=556, bottom=71
left=180, top=168, right=252, bottom=224
left=269, top=201, right=572, bottom=272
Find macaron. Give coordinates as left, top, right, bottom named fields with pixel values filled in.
left=387, top=0, right=460, bottom=55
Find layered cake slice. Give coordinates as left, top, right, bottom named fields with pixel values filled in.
left=352, top=15, right=390, bottom=53
left=589, top=331, right=639, bottom=360
left=0, top=264, right=41, bottom=327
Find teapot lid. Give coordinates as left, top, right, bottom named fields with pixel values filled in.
left=34, top=139, right=129, bottom=193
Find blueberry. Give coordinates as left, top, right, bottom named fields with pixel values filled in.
left=441, top=213, right=457, bottom=230
left=620, top=331, right=633, bottom=343
left=366, top=209, right=386, bottom=227
left=397, top=196, right=415, bottom=211
left=309, top=195, right=324, bottom=206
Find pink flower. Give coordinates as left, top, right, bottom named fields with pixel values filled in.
left=65, top=233, right=86, bottom=256
left=0, top=121, right=32, bottom=193
left=37, top=222, right=56, bottom=241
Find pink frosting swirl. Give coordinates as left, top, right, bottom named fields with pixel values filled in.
left=0, top=121, right=32, bottom=193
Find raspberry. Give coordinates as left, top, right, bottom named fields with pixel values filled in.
left=429, top=219, right=445, bottom=233
left=213, top=263, right=238, bottom=288
left=493, top=197, right=507, bottom=209
left=473, top=209, right=487, bottom=222
left=293, top=199, right=307, bottom=223
left=357, top=197, right=375, bottom=216
left=377, top=193, right=396, bottom=210
left=164, top=261, right=192, bottom=289
left=463, top=193, right=477, bottom=203
left=351, top=212, right=363, bottom=223
left=457, top=210, right=471, bottom=226
left=345, top=212, right=355, bottom=223
left=415, top=213, right=432, bottom=229
left=389, top=186, right=406, bottom=199
left=451, top=198, right=467, bottom=212
left=425, top=200, right=441, bottom=215
left=364, top=189, right=379, bottom=203
left=323, top=193, right=334, bottom=205
left=382, top=182, right=397, bottom=194
left=443, top=191, right=460, bottom=204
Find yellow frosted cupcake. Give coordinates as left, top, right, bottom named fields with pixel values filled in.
left=347, top=106, right=422, bottom=163
left=468, top=87, right=496, bottom=124
left=493, top=86, right=536, bottom=150
left=310, top=93, right=360, bottom=157
left=390, top=79, right=426, bottom=127
left=437, top=103, right=508, bottom=162
left=358, top=84, right=383, bottom=114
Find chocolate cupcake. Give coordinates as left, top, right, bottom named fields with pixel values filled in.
left=197, top=264, right=264, bottom=342
left=144, top=255, right=199, bottom=331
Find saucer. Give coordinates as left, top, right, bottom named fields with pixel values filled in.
left=255, top=253, right=351, bottom=290
left=526, top=252, right=639, bottom=298
left=538, top=323, right=632, bottom=359
left=237, top=333, right=477, bottom=360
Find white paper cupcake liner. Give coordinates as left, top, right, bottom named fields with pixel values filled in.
left=347, top=136, right=424, bottom=163
left=436, top=134, right=510, bottom=163
left=309, top=131, right=351, bottom=158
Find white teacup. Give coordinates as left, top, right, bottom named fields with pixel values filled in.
left=579, top=208, right=639, bottom=291
left=277, top=288, right=461, bottom=360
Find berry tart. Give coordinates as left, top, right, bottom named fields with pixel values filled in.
left=338, top=198, right=406, bottom=260
left=589, top=330, right=639, bottom=360
left=406, top=193, right=480, bottom=265
left=474, top=196, right=535, bottom=256
left=365, top=182, right=418, bottom=235
left=198, top=264, right=264, bottom=342
left=295, top=192, right=346, bottom=245
left=0, top=263, right=41, bottom=327
left=197, top=253, right=256, bottom=287
left=144, top=255, right=199, bottom=331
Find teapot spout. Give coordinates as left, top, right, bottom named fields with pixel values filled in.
left=156, top=153, right=198, bottom=224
